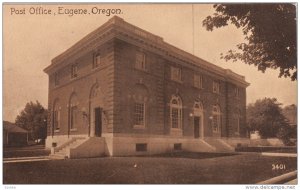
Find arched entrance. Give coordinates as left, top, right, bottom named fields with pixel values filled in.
left=68, top=93, right=79, bottom=136
left=193, top=101, right=204, bottom=139
left=89, top=83, right=104, bottom=137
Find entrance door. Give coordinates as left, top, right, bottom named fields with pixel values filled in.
left=94, top=107, right=102, bottom=137
left=194, top=116, right=200, bottom=138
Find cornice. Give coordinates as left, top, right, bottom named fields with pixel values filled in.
left=44, top=16, right=250, bottom=87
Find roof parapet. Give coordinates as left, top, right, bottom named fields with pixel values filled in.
left=112, top=16, right=163, bottom=43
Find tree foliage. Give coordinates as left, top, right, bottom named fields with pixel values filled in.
left=15, top=101, right=48, bottom=141
left=203, top=4, right=297, bottom=80
left=282, top=104, right=297, bottom=124
left=247, top=98, right=293, bottom=144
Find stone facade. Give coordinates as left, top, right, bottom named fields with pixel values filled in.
left=44, top=16, right=250, bottom=157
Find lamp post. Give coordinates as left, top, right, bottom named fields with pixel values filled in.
left=209, top=116, right=213, bottom=132
left=42, top=118, right=47, bottom=145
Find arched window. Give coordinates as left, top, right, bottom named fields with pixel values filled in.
left=170, top=95, right=182, bottom=129
left=52, top=99, right=60, bottom=132
left=69, top=93, right=78, bottom=130
left=212, top=105, right=221, bottom=133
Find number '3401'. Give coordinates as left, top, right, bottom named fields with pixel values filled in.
left=272, top=164, right=286, bottom=170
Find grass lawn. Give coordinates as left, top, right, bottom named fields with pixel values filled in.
left=3, top=152, right=297, bottom=184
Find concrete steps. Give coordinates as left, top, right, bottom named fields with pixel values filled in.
left=50, top=137, right=87, bottom=159
left=49, top=137, right=107, bottom=159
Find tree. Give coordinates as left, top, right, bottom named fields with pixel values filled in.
left=15, top=101, right=48, bottom=142
left=282, top=104, right=297, bottom=139
left=246, top=98, right=292, bottom=145
left=203, top=4, right=297, bottom=80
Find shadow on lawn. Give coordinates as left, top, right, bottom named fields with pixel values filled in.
left=132, top=151, right=239, bottom=159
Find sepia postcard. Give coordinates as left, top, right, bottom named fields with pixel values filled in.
left=2, top=2, right=298, bottom=188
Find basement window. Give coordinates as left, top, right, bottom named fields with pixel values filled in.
left=174, top=143, right=182, bottom=151
left=136, top=143, right=147, bottom=152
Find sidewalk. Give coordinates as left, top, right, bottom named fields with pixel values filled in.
left=3, top=156, right=50, bottom=163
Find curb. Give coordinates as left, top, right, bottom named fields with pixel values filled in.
left=3, top=156, right=48, bottom=161
left=257, top=170, right=297, bottom=184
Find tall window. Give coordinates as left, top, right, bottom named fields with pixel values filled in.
left=132, top=84, right=149, bottom=129
left=70, top=105, right=77, bottom=130
left=71, top=64, right=78, bottom=78
left=135, top=51, right=146, bottom=70
left=213, top=81, right=220, bottom=94
left=194, top=74, right=203, bottom=88
left=53, top=100, right=60, bottom=131
left=54, top=72, right=59, bottom=86
left=171, top=66, right=182, bottom=82
left=93, top=53, right=101, bottom=69
left=212, top=105, right=221, bottom=133
left=134, top=102, right=145, bottom=126
left=170, top=95, right=182, bottom=129
left=69, top=94, right=78, bottom=130
left=54, top=110, right=59, bottom=130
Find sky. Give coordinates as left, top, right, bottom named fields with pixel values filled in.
left=3, top=3, right=297, bottom=122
